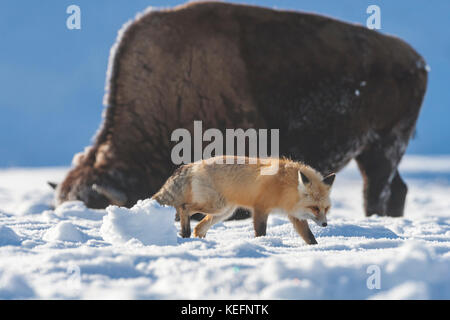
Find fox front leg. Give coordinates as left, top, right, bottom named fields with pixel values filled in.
left=288, top=216, right=318, bottom=245
left=253, top=209, right=269, bottom=237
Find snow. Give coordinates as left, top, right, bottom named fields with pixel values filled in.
left=0, top=226, right=21, bottom=246
left=0, top=272, right=35, bottom=299
left=0, top=156, right=449, bottom=299
left=100, top=199, right=177, bottom=246
left=43, top=222, right=88, bottom=243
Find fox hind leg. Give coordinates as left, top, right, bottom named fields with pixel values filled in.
left=193, top=205, right=236, bottom=238
left=178, top=203, right=223, bottom=238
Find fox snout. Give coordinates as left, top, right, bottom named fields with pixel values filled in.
left=313, top=215, right=328, bottom=227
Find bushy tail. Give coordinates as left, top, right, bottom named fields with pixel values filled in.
left=152, top=165, right=191, bottom=207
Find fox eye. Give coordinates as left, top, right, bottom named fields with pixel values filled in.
left=308, top=206, right=320, bottom=214
left=325, top=206, right=330, bottom=213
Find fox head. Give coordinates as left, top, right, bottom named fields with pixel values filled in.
left=291, top=170, right=335, bottom=227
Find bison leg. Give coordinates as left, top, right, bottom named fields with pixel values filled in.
left=175, top=212, right=205, bottom=222
left=227, top=207, right=251, bottom=220
left=356, top=138, right=407, bottom=217
left=386, top=171, right=408, bottom=217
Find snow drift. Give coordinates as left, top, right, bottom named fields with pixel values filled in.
left=100, top=199, right=177, bottom=246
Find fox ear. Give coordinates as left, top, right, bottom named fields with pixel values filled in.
left=323, top=173, right=336, bottom=187
left=298, top=171, right=310, bottom=191
left=47, top=181, right=58, bottom=190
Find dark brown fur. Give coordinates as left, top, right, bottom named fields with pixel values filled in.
left=56, top=2, right=427, bottom=218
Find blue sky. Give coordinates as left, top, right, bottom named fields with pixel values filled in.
left=0, top=0, right=449, bottom=167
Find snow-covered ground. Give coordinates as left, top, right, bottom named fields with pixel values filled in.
left=0, top=156, right=449, bottom=299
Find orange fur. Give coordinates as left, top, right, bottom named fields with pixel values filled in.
left=153, top=156, right=335, bottom=244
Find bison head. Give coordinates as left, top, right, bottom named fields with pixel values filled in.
left=53, top=145, right=138, bottom=208
left=54, top=163, right=129, bottom=209
left=52, top=142, right=171, bottom=209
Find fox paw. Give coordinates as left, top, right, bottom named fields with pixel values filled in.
left=193, top=227, right=207, bottom=238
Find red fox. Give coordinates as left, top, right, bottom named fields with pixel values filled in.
left=152, top=156, right=335, bottom=244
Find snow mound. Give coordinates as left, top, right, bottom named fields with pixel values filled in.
left=0, top=272, right=35, bottom=299
left=0, top=225, right=22, bottom=246
left=100, top=199, right=177, bottom=246
left=43, top=221, right=88, bottom=243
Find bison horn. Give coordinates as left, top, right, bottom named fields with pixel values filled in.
left=92, top=184, right=127, bottom=206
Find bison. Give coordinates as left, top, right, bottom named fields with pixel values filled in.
left=54, top=1, right=428, bottom=218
